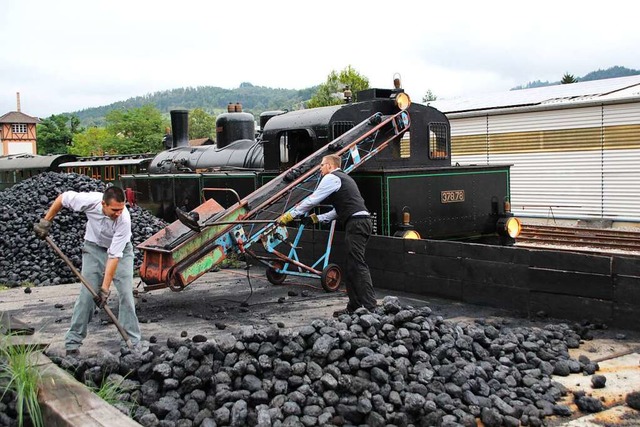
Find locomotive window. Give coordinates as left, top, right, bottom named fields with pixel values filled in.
left=399, top=132, right=410, bottom=158
left=332, top=121, right=355, bottom=139
left=428, top=122, right=450, bottom=160
left=279, top=134, right=289, bottom=164
left=12, top=124, right=27, bottom=133
left=92, top=167, right=101, bottom=180
left=389, top=131, right=411, bottom=159
left=279, top=130, right=314, bottom=166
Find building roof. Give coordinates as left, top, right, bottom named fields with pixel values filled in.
left=0, top=111, right=40, bottom=124
left=0, top=153, right=71, bottom=170
left=430, top=75, right=640, bottom=115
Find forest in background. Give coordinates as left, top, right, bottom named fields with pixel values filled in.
left=73, top=83, right=318, bottom=127
left=511, top=66, right=640, bottom=90
left=69, top=66, right=640, bottom=128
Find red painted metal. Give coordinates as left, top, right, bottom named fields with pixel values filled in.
left=138, top=198, right=225, bottom=286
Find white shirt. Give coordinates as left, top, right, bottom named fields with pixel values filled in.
left=61, top=191, right=132, bottom=258
left=291, top=169, right=368, bottom=222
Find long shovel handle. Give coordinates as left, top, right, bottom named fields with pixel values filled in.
left=44, top=236, right=134, bottom=349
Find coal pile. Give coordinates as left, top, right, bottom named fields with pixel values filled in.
left=54, top=297, right=606, bottom=427
left=0, top=172, right=166, bottom=287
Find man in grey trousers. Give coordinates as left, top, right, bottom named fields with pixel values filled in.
left=34, top=186, right=141, bottom=356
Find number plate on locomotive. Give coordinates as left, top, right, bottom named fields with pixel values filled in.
left=441, top=190, right=465, bottom=203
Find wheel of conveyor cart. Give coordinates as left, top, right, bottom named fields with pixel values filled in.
left=321, top=263, right=342, bottom=292
left=266, top=261, right=287, bottom=285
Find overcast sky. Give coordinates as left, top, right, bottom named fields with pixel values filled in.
left=2, top=0, right=638, bottom=118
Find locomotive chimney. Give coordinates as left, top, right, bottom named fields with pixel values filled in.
left=16, top=92, right=21, bottom=112
left=170, top=109, right=189, bottom=148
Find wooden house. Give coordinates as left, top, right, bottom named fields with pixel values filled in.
left=0, top=93, right=39, bottom=155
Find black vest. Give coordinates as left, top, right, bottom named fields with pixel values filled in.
left=325, top=170, right=368, bottom=225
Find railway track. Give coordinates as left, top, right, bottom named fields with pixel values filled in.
left=517, top=224, right=640, bottom=256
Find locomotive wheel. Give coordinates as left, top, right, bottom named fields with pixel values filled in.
left=320, top=263, right=342, bottom=292
left=266, top=262, right=287, bottom=285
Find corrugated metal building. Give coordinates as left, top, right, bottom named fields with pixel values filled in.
left=431, top=75, right=640, bottom=222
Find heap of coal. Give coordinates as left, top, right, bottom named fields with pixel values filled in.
left=0, top=172, right=166, bottom=287
left=53, top=298, right=610, bottom=427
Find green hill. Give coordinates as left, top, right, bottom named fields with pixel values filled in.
left=512, top=66, right=640, bottom=90
left=72, top=82, right=318, bottom=127
left=70, top=66, right=640, bottom=126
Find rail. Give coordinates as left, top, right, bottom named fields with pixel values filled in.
left=517, top=224, right=640, bottom=256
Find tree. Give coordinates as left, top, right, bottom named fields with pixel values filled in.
left=307, top=66, right=370, bottom=108
left=189, top=108, right=216, bottom=139
left=561, top=73, right=577, bottom=84
left=36, top=114, right=82, bottom=154
left=422, top=90, right=438, bottom=103
left=104, top=105, right=167, bottom=154
left=69, top=127, right=113, bottom=156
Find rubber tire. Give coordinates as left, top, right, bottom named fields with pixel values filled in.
left=266, top=262, right=287, bottom=285
left=321, top=263, right=342, bottom=292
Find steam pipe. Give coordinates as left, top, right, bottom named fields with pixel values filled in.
left=170, top=109, right=189, bottom=148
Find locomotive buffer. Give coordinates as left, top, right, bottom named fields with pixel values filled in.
left=137, top=102, right=411, bottom=293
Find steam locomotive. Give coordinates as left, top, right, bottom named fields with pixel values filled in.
left=121, top=84, right=520, bottom=244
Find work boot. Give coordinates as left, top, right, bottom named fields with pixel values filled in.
left=65, top=348, right=80, bottom=357
left=332, top=308, right=353, bottom=318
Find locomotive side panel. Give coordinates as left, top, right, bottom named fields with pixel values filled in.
left=383, top=166, right=512, bottom=242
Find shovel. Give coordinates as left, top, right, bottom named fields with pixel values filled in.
left=44, top=236, right=134, bottom=349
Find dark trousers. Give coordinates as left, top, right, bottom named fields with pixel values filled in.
left=344, top=218, right=376, bottom=311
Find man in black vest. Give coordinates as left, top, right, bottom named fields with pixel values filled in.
left=279, top=154, right=376, bottom=316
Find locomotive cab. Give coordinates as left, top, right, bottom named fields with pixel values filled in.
left=261, top=88, right=453, bottom=173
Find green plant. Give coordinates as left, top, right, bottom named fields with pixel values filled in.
left=0, top=330, right=44, bottom=427
left=92, top=373, right=137, bottom=416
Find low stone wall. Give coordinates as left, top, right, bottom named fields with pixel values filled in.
left=301, top=231, right=640, bottom=330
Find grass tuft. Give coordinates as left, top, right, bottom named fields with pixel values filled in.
left=0, top=327, right=44, bottom=427
left=92, top=373, right=137, bottom=416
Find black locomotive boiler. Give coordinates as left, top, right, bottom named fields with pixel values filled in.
left=122, top=85, right=520, bottom=244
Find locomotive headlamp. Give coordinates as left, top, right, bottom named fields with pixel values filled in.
left=394, top=92, right=411, bottom=111
left=393, top=206, right=421, bottom=239
left=496, top=216, right=522, bottom=238
left=395, top=229, right=421, bottom=239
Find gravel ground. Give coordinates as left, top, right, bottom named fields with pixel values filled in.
left=2, top=267, right=640, bottom=426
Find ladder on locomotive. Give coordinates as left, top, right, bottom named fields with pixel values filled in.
left=137, top=110, right=410, bottom=292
